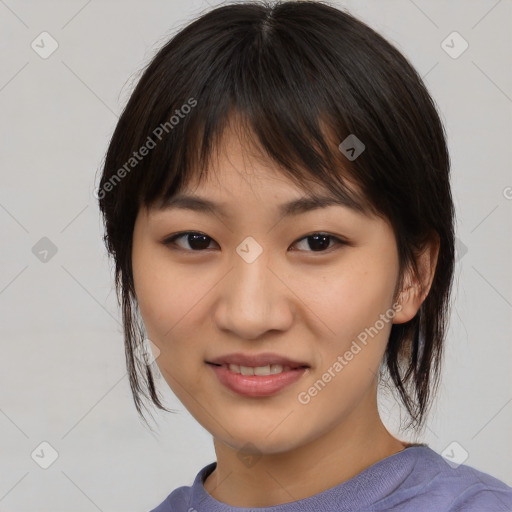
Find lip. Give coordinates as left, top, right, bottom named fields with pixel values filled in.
left=208, top=364, right=309, bottom=397
left=206, top=352, right=310, bottom=369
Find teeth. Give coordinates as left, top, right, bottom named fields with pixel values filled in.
left=270, top=364, right=283, bottom=374
left=223, top=363, right=294, bottom=375
left=240, top=365, right=254, bottom=376
left=254, top=365, right=271, bottom=376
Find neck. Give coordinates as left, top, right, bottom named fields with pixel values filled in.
left=203, top=388, right=407, bottom=507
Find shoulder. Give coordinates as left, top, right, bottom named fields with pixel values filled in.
left=383, top=445, right=512, bottom=511
left=148, top=462, right=216, bottom=512
left=148, top=485, right=191, bottom=512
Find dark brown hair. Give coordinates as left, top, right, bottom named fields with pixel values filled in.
left=97, top=0, right=455, bottom=430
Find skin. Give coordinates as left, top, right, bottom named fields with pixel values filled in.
left=132, top=124, right=439, bottom=507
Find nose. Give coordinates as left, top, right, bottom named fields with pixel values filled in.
left=213, top=249, right=294, bottom=340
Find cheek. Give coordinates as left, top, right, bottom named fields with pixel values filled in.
left=295, top=254, right=397, bottom=345
left=294, top=251, right=398, bottom=412
left=133, top=259, right=201, bottom=395
left=293, top=265, right=395, bottom=425
left=132, top=247, right=217, bottom=392
left=132, top=246, right=193, bottom=336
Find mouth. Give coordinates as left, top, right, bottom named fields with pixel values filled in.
left=206, top=353, right=310, bottom=397
left=206, top=352, right=310, bottom=374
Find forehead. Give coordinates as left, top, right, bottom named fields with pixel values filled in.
left=181, top=114, right=343, bottom=191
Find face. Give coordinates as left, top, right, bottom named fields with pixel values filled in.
left=132, top=127, right=404, bottom=455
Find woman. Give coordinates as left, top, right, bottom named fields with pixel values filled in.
left=97, top=1, right=512, bottom=510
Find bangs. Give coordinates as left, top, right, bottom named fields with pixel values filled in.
left=147, top=109, right=373, bottom=216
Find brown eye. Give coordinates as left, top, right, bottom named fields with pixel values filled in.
left=291, top=233, right=346, bottom=253
left=163, top=232, right=217, bottom=251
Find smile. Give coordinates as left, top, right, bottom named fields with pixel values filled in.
left=206, top=355, right=310, bottom=397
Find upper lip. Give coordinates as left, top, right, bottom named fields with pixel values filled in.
left=206, top=352, right=310, bottom=368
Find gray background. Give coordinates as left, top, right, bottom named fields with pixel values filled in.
left=0, top=0, right=511, bottom=510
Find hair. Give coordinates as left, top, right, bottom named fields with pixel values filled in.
left=97, top=0, right=455, bottom=431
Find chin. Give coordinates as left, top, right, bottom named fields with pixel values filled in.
left=214, top=422, right=311, bottom=457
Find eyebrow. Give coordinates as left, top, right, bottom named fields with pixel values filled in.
left=159, top=192, right=366, bottom=219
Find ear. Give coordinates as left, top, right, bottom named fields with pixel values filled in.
left=393, top=235, right=440, bottom=324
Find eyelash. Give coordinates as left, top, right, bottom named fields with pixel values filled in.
left=162, top=231, right=347, bottom=254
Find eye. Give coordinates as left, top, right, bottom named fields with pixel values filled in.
left=291, top=232, right=346, bottom=253
left=163, top=231, right=217, bottom=251
left=162, top=231, right=347, bottom=254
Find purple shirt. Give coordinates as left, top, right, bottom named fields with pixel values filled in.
left=149, top=445, right=512, bottom=511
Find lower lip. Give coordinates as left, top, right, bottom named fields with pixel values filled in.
left=208, top=364, right=308, bottom=397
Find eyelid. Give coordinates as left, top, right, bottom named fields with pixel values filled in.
left=162, top=230, right=349, bottom=253
left=291, top=232, right=348, bottom=253
left=161, top=231, right=218, bottom=251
